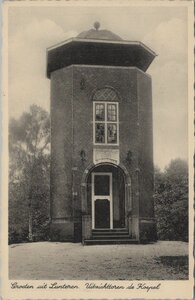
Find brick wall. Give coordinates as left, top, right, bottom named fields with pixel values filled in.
left=50, top=64, right=156, bottom=242
left=50, top=67, right=74, bottom=219
left=137, top=71, right=154, bottom=218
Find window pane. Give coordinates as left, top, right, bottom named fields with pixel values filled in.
left=107, top=124, right=117, bottom=144
left=107, top=104, right=117, bottom=121
left=94, top=175, right=110, bottom=195
left=95, top=104, right=105, bottom=121
left=95, top=123, right=105, bottom=143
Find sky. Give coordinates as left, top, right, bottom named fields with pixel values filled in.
left=8, top=4, right=189, bottom=169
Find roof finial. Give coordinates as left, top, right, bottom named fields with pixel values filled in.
left=94, top=21, right=100, bottom=31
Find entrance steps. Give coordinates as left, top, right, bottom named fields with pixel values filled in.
left=84, top=228, right=139, bottom=245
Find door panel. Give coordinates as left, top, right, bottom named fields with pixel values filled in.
left=94, top=175, right=110, bottom=195
left=92, top=173, right=113, bottom=229
left=95, top=199, right=110, bottom=228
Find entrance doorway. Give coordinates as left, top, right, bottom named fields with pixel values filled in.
left=86, top=164, right=126, bottom=230
left=92, top=173, right=113, bottom=229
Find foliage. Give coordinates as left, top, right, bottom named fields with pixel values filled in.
left=9, top=105, right=50, bottom=244
left=154, top=159, right=188, bottom=241
left=9, top=105, right=188, bottom=244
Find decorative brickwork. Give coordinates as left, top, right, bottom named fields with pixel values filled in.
left=93, top=87, right=119, bottom=101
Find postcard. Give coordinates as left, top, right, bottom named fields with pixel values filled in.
left=1, top=0, right=194, bottom=299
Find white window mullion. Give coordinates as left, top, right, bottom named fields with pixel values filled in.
left=117, top=103, right=119, bottom=144
left=93, top=102, right=95, bottom=144
left=105, top=103, right=107, bottom=145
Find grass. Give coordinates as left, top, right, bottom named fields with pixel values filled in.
left=155, top=255, right=188, bottom=279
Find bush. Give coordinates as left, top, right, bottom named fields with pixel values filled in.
left=154, top=159, right=188, bottom=242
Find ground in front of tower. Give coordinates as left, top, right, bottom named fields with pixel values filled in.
left=9, top=241, right=188, bottom=280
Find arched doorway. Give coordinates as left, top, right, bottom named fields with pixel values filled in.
left=86, top=164, right=126, bottom=229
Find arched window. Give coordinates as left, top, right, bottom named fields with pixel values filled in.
left=93, top=88, right=119, bottom=145
left=93, top=87, right=119, bottom=102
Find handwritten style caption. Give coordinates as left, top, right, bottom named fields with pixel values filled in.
left=11, top=281, right=161, bottom=293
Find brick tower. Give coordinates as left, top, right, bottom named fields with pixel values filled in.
left=47, top=23, right=157, bottom=244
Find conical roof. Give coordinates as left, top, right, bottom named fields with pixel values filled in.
left=77, top=22, right=122, bottom=41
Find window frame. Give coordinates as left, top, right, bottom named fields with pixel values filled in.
left=93, top=101, right=119, bottom=146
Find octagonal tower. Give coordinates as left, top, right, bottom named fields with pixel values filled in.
left=47, top=24, right=157, bottom=244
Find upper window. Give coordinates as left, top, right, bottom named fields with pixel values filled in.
left=93, top=88, right=119, bottom=145
left=94, top=102, right=119, bottom=145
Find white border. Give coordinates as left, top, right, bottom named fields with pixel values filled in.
left=1, top=1, right=194, bottom=299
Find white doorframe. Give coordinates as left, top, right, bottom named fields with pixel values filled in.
left=92, top=172, right=113, bottom=229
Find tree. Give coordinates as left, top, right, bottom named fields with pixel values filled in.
left=9, top=105, right=50, bottom=243
left=154, top=159, right=188, bottom=241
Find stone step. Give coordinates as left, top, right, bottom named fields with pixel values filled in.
left=92, top=231, right=129, bottom=236
left=92, top=235, right=130, bottom=239
left=92, top=228, right=128, bottom=233
left=84, top=239, right=139, bottom=245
